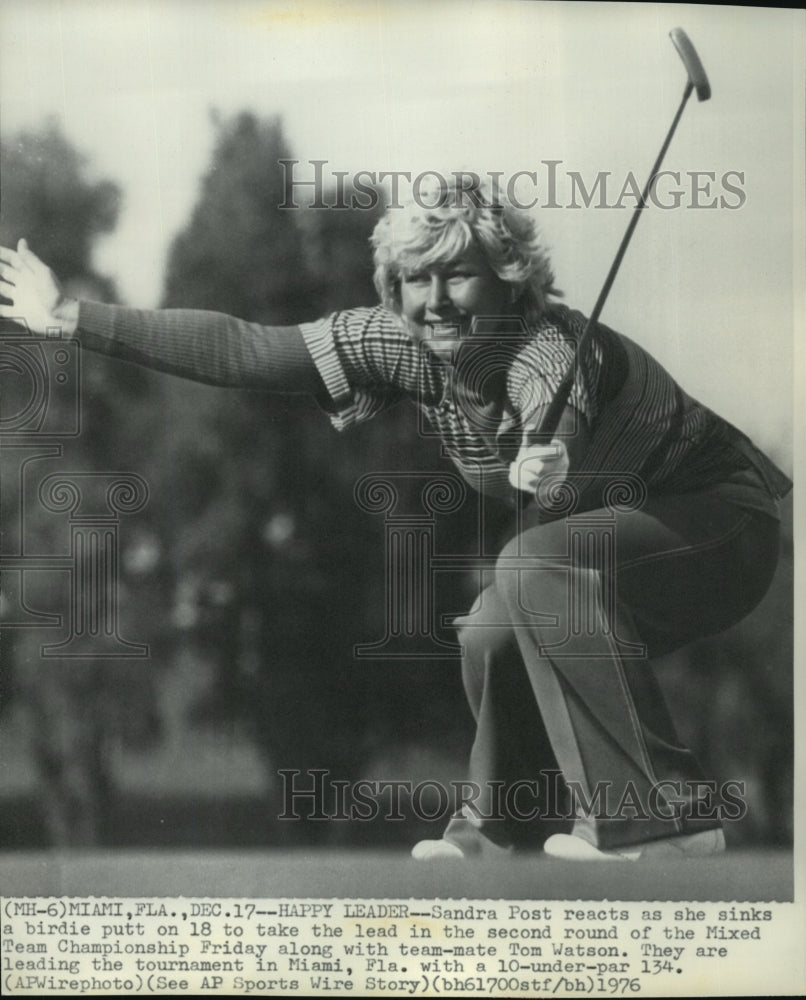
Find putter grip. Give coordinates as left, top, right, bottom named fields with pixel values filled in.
left=669, top=27, right=711, bottom=101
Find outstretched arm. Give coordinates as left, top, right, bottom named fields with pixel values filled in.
left=0, top=240, right=324, bottom=394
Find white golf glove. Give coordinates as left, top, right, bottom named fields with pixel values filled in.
left=508, top=441, right=570, bottom=495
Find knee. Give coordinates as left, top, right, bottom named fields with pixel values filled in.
left=456, top=621, right=498, bottom=662
left=454, top=590, right=512, bottom=661
left=493, top=532, right=567, bottom=608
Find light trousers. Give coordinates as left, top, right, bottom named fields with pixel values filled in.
left=445, top=487, right=781, bottom=851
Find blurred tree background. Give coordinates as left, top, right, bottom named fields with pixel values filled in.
left=0, top=114, right=794, bottom=850
left=0, top=121, right=169, bottom=844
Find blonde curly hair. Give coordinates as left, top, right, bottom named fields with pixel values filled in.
left=370, top=175, right=560, bottom=324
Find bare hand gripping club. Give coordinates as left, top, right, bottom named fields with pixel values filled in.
left=529, top=27, right=711, bottom=447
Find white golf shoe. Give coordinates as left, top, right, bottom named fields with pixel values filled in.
left=543, top=827, right=726, bottom=862
left=411, top=806, right=513, bottom=860
left=411, top=839, right=466, bottom=860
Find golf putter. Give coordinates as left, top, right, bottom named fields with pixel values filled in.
left=527, top=27, right=711, bottom=448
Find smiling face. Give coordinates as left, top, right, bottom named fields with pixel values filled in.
left=372, top=178, right=559, bottom=343
left=398, top=244, right=513, bottom=353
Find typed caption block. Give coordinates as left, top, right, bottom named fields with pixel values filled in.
left=2, top=896, right=804, bottom=997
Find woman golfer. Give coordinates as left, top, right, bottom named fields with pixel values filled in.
left=0, top=177, right=790, bottom=861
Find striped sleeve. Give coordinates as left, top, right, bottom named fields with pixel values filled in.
left=299, top=306, right=412, bottom=430
left=579, top=335, right=681, bottom=476
left=506, top=336, right=595, bottom=429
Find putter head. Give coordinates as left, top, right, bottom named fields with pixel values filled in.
left=669, top=27, right=711, bottom=101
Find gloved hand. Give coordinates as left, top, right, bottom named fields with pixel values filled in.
left=508, top=440, right=570, bottom=494
left=0, top=239, right=78, bottom=335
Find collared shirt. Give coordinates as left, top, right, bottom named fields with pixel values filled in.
left=76, top=298, right=790, bottom=516
left=300, top=302, right=790, bottom=515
